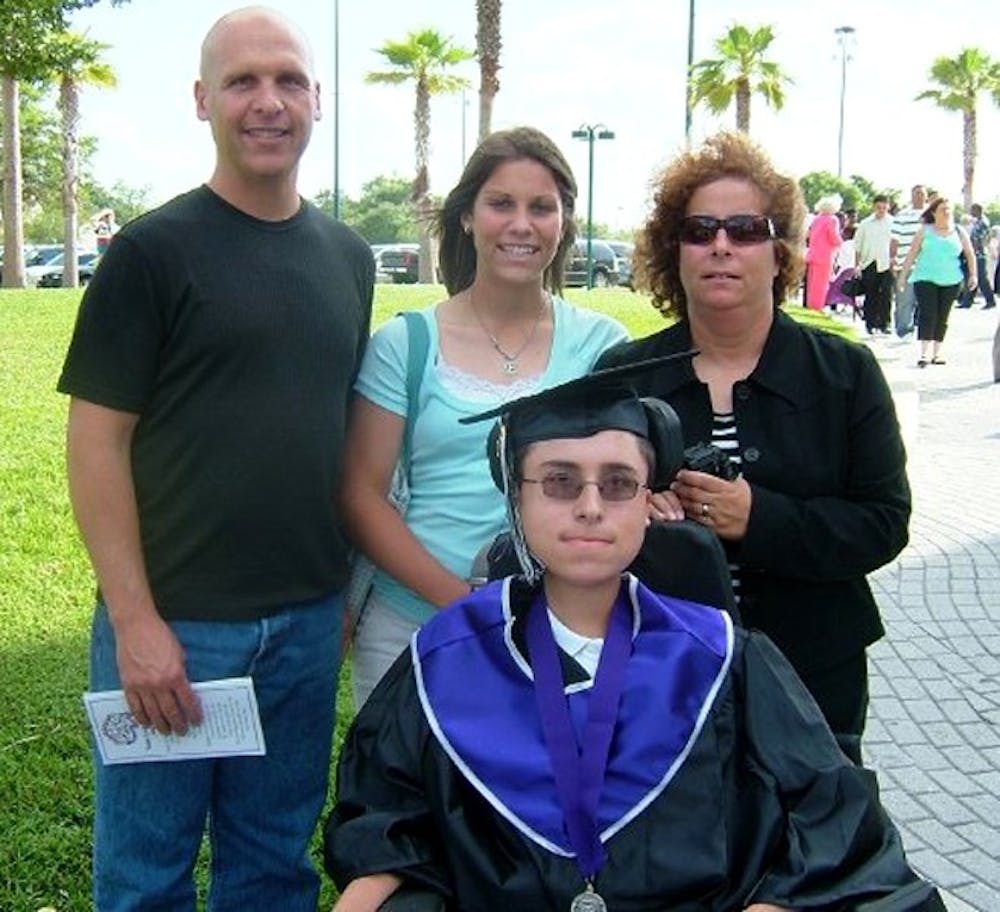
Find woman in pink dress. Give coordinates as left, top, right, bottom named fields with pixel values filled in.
left=805, top=195, right=842, bottom=310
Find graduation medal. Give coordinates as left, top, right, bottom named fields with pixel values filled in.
left=570, top=882, right=608, bottom=912
left=527, top=595, right=631, bottom=912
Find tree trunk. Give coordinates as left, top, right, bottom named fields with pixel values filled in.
left=60, top=76, right=81, bottom=287
left=477, top=85, right=494, bottom=148
left=476, top=0, right=501, bottom=144
left=2, top=74, right=25, bottom=288
left=413, top=76, right=435, bottom=283
left=736, top=80, right=750, bottom=133
left=962, top=106, right=976, bottom=212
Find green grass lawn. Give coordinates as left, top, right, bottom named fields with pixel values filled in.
left=0, top=284, right=851, bottom=910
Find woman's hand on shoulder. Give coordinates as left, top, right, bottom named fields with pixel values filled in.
left=649, top=489, right=685, bottom=522
left=671, top=470, right=752, bottom=541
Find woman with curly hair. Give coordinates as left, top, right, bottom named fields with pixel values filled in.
left=596, top=132, right=911, bottom=762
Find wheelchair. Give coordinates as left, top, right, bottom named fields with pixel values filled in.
left=369, top=521, right=944, bottom=912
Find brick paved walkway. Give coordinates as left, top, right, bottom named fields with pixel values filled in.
left=848, top=304, right=1000, bottom=911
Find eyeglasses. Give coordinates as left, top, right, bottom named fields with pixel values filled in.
left=679, top=215, right=777, bottom=246
left=520, top=471, right=646, bottom=502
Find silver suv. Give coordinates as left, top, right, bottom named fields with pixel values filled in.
left=564, top=238, right=620, bottom=287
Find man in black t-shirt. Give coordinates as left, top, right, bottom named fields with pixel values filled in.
left=58, top=8, right=373, bottom=909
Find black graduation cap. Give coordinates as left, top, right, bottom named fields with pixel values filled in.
left=460, top=352, right=695, bottom=493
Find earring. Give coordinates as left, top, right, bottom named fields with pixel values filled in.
left=463, top=223, right=472, bottom=236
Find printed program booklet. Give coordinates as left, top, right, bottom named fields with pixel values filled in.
left=83, top=676, right=266, bottom=765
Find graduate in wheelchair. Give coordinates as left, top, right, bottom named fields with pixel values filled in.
left=324, top=358, right=944, bottom=912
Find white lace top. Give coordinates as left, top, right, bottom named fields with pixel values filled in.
left=436, top=359, right=543, bottom=403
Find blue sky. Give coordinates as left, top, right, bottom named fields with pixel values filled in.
left=70, top=0, right=1000, bottom=228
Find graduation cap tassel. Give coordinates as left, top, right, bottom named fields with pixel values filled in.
left=498, top=420, right=544, bottom=584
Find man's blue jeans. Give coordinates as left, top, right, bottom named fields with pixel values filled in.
left=90, top=593, right=342, bottom=912
left=958, top=253, right=997, bottom=308
left=894, top=279, right=917, bottom=337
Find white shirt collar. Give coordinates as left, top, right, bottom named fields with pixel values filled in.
left=547, top=607, right=604, bottom=678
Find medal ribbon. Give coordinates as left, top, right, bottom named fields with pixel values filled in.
left=526, top=590, right=632, bottom=881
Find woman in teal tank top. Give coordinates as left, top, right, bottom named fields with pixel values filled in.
left=341, top=128, right=628, bottom=709
left=898, top=197, right=976, bottom=367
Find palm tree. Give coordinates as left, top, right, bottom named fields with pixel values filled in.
left=689, top=23, right=791, bottom=133
left=475, top=0, right=501, bottom=143
left=916, top=47, right=1000, bottom=211
left=366, top=29, right=472, bottom=282
left=2, top=0, right=128, bottom=287
left=44, top=30, right=116, bottom=287
left=1, top=76, right=27, bottom=287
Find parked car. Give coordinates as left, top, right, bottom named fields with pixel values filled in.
left=25, top=247, right=91, bottom=287
left=1, top=244, right=63, bottom=284
left=602, top=240, right=635, bottom=290
left=374, top=243, right=420, bottom=284
left=36, top=252, right=101, bottom=288
left=370, top=244, right=392, bottom=283
left=25, top=244, right=64, bottom=267
left=564, top=238, right=620, bottom=288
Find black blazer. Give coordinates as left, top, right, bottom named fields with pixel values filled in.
left=596, top=309, right=911, bottom=676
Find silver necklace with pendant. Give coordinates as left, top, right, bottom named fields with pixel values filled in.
left=570, top=881, right=607, bottom=912
left=470, top=290, right=548, bottom=375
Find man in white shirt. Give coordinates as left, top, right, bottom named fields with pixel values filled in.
left=855, top=194, right=894, bottom=335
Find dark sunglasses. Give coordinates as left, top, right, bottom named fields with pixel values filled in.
left=679, top=215, right=777, bottom=245
left=520, top=471, right=646, bottom=503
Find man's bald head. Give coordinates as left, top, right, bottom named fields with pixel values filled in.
left=200, top=6, right=315, bottom=83
left=194, top=5, right=321, bottom=211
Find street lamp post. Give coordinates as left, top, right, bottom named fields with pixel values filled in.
left=333, top=0, right=341, bottom=220
left=460, top=88, right=469, bottom=164
left=834, top=25, right=856, bottom=179
left=571, top=124, right=615, bottom=289
left=685, top=0, right=696, bottom=146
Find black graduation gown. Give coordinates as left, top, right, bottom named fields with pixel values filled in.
left=325, top=577, right=940, bottom=911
